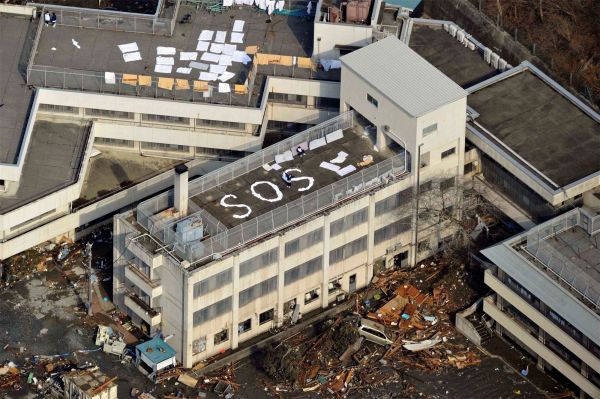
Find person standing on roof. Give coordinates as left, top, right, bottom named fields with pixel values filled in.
left=282, top=172, right=293, bottom=188
left=43, top=11, right=51, bottom=26
left=50, top=13, right=57, bottom=27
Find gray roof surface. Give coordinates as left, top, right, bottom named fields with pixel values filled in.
left=482, top=241, right=600, bottom=347
left=468, top=70, right=600, bottom=187
left=340, top=36, right=467, bottom=117
left=0, top=15, right=35, bottom=164
left=0, top=121, right=89, bottom=214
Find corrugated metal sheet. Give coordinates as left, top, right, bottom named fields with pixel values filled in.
left=340, top=36, right=467, bottom=117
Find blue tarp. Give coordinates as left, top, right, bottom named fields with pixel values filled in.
left=383, top=0, right=421, bottom=10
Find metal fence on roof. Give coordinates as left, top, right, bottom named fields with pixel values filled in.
left=524, top=208, right=600, bottom=308
left=26, top=65, right=252, bottom=106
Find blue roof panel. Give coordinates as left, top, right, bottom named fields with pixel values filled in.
left=136, top=336, right=177, bottom=364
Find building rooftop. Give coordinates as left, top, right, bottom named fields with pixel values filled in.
left=0, top=120, right=90, bottom=214
left=62, top=368, right=116, bottom=395
left=30, top=6, right=316, bottom=106
left=408, top=24, right=497, bottom=88
left=189, top=127, right=388, bottom=228
left=135, top=336, right=176, bottom=365
left=341, top=36, right=467, bottom=117
left=468, top=69, right=600, bottom=187
left=0, top=14, right=35, bottom=164
left=482, top=208, right=600, bottom=344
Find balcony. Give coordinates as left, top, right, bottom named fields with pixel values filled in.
left=125, top=263, right=162, bottom=298
left=127, top=235, right=163, bottom=269
left=125, top=291, right=161, bottom=327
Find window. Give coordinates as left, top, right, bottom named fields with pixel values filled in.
left=238, top=276, right=278, bottom=307
left=39, top=104, right=79, bottom=114
left=142, top=113, right=189, bottom=125
left=329, top=236, right=367, bottom=264
left=214, top=329, right=229, bottom=345
left=193, top=297, right=232, bottom=326
left=422, top=123, right=437, bottom=137
left=239, top=249, right=278, bottom=277
left=330, top=208, right=368, bottom=237
left=304, top=288, right=320, bottom=304
left=440, top=177, right=456, bottom=191
left=441, top=147, right=456, bottom=159
left=86, top=108, right=133, bottom=119
left=419, top=180, right=433, bottom=193
left=95, top=137, right=134, bottom=148
left=285, top=228, right=323, bottom=257
left=417, top=239, right=430, bottom=253
left=328, top=278, right=342, bottom=294
left=268, top=92, right=307, bottom=106
left=192, top=337, right=206, bottom=354
left=464, top=162, right=475, bottom=174
left=259, top=309, right=274, bottom=325
left=196, top=118, right=246, bottom=131
left=193, top=269, right=232, bottom=297
left=195, top=147, right=247, bottom=160
left=420, top=151, right=430, bottom=168
left=366, top=93, right=378, bottom=108
left=315, top=96, right=340, bottom=110
left=374, top=216, right=412, bottom=244
left=238, top=318, right=251, bottom=334
left=375, top=188, right=412, bottom=216
left=284, top=256, right=323, bottom=285
left=141, top=142, right=190, bottom=153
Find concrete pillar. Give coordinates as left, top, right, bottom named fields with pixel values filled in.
left=376, top=128, right=387, bottom=150
left=537, top=329, right=546, bottom=370
left=180, top=260, right=193, bottom=368
left=366, top=194, right=376, bottom=281
left=276, top=234, right=285, bottom=327
left=174, top=164, right=189, bottom=217
left=321, top=214, right=330, bottom=309
left=231, top=254, right=240, bottom=350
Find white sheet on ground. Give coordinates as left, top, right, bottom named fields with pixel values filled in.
left=259, top=0, right=267, bottom=9
left=123, top=51, right=142, bottom=62
left=223, top=44, right=237, bottom=56
left=326, top=129, right=344, bottom=143
left=218, top=71, right=235, bottom=82
left=218, top=55, right=232, bottom=66
left=274, top=150, right=294, bottom=164
left=319, top=162, right=340, bottom=172
left=232, top=50, right=249, bottom=63
left=336, top=165, right=356, bottom=176
left=199, top=72, right=218, bottom=81
left=218, top=83, right=231, bottom=93
left=329, top=151, right=348, bottom=164
left=210, top=43, right=224, bottom=54
left=209, top=64, right=227, bottom=74
left=215, top=31, right=227, bottom=43
left=196, top=41, right=210, bottom=52
left=154, top=64, right=172, bottom=74
left=156, top=56, right=175, bottom=65
left=104, top=72, right=116, bottom=84
left=157, top=46, right=176, bottom=55
left=271, top=163, right=282, bottom=171
left=180, top=51, right=198, bottom=61
left=118, top=42, right=138, bottom=53
left=198, top=30, right=214, bottom=41
left=276, top=0, right=284, bottom=10
left=321, top=59, right=342, bottom=71
left=201, top=52, right=221, bottom=63
left=223, top=0, right=233, bottom=5
left=176, top=67, right=192, bottom=74
left=233, top=20, right=245, bottom=32
left=230, top=32, right=244, bottom=43
left=72, top=39, right=80, bottom=49
left=189, top=61, right=209, bottom=70
left=262, top=163, right=272, bottom=171
left=309, top=137, right=326, bottom=150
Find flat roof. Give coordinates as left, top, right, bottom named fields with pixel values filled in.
left=468, top=70, right=600, bottom=187
left=189, top=128, right=389, bottom=228
left=341, top=36, right=467, bottom=117
left=31, top=7, right=315, bottom=106
left=0, top=120, right=89, bottom=214
left=0, top=14, right=35, bottom=164
left=136, top=336, right=176, bottom=364
left=409, top=24, right=497, bottom=88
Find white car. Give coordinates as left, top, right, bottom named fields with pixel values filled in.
left=357, top=318, right=396, bottom=346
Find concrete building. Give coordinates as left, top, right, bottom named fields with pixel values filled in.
left=481, top=208, right=600, bottom=398
left=112, top=36, right=467, bottom=367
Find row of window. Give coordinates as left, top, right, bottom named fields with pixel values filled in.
left=329, top=236, right=367, bottom=265
left=238, top=276, right=278, bottom=307
left=193, top=269, right=232, bottom=298
left=330, top=208, right=368, bottom=237
left=374, top=216, right=412, bottom=245
left=284, top=228, right=323, bottom=257
left=239, top=248, right=278, bottom=277
left=284, top=256, right=323, bottom=286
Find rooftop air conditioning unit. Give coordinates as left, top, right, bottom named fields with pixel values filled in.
left=449, top=25, right=458, bottom=37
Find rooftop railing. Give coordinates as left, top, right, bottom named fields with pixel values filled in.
left=524, top=208, right=600, bottom=309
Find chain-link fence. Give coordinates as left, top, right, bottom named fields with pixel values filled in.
left=524, top=209, right=600, bottom=308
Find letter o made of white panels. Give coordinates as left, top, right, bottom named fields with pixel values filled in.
left=250, top=181, right=283, bottom=202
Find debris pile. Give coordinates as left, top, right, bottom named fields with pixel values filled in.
left=0, top=362, right=21, bottom=390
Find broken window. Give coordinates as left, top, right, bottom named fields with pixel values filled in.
left=214, top=328, right=229, bottom=345
left=259, top=309, right=274, bottom=325
left=238, top=318, right=252, bottom=334
left=328, top=278, right=342, bottom=294
left=304, top=288, right=320, bottom=305
left=192, top=336, right=206, bottom=354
